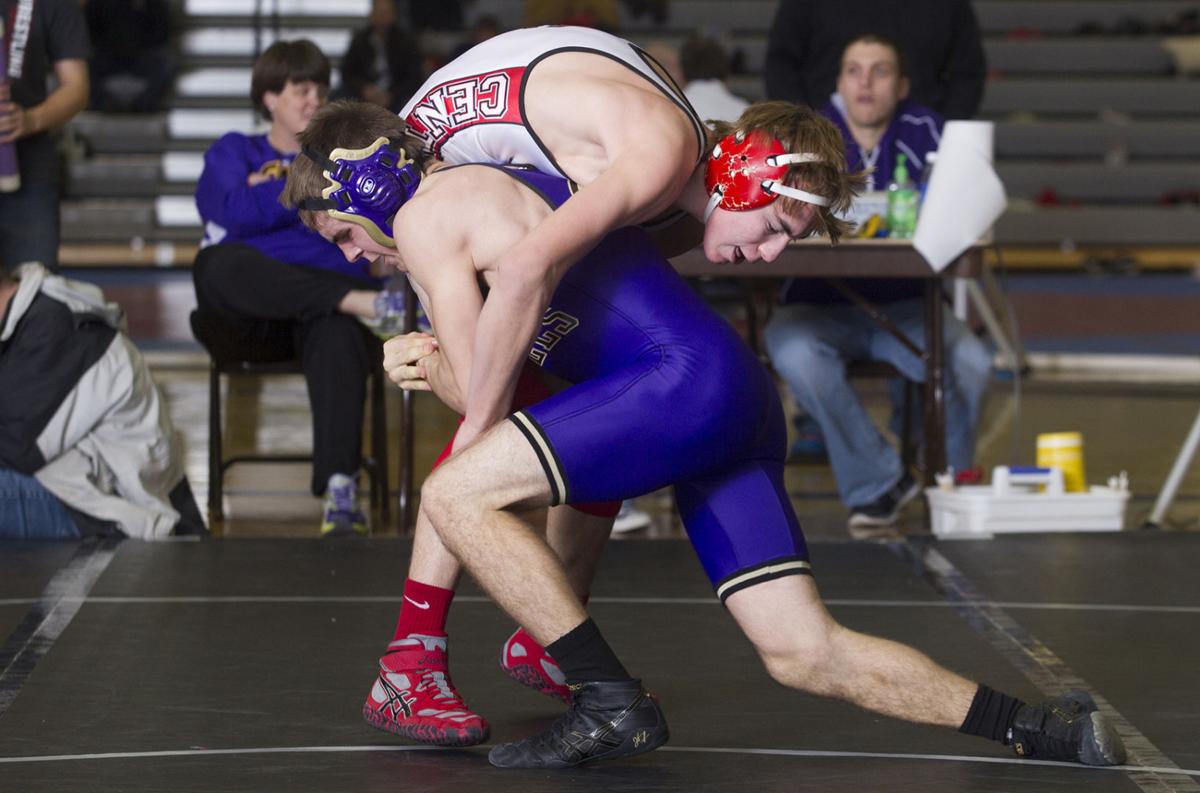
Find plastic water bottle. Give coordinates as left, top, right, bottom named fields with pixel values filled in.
left=886, top=153, right=916, bottom=239
left=0, top=19, right=20, bottom=194
left=918, top=151, right=937, bottom=210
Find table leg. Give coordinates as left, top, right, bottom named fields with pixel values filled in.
left=923, top=278, right=947, bottom=486
left=398, top=281, right=418, bottom=532
left=399, top=389, right=415, bottom=531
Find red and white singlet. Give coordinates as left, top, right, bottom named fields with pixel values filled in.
left=400, top=26, right=705, bottom=177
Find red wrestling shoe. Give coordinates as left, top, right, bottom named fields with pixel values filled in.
left=500, top=627, right=570, bottom=703
left=362, top=635, right=488, bottom=746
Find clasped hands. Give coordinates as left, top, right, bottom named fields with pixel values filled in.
left=383, top=332, right=439, bottom=391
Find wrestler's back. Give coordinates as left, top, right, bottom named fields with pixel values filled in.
left=400, top=26, right=703, bottom=187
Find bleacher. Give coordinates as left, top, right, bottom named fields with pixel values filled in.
left=60, top=0, right=1200, bottom=269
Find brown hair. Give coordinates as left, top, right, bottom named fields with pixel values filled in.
left=250, top=39, right=331, bottom=120
left=711, top=101, right=866, bottom=243
left=842, top=33, right=908, bottom=79
left=281, top=100, right=427, bottom=229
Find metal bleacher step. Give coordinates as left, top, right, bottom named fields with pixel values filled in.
left=995, top=120, right=1200, bottom=160
left=998, top=161, right=1200, bottom=204
left=986, top=38, right=1176, bottom=77
left=182, top=26, right=351, bottom=59
left=981, top=78, right=1200, bottom=118
left=974, top=1, right=1198, bottom=36
left=166, top=108, right=260, bottom=141
left=182, top=0, right=368, bottom=18
left=997, top=205, right=1200, bottom=246
left=70, top=112, right=169, bottom=154
left=61, top=198, right=161, bottom=242
left=67, top=154, right=190, bottom=198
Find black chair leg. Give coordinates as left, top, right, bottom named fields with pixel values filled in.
left=208, top=363, right=224, bottom=522
left=371, top=366, right=390, bottom=526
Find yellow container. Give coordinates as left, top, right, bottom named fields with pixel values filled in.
left=1036, top=432, right=1086, bottom=492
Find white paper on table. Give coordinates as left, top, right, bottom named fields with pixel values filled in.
left=913, top=121, right=1007, bottom=272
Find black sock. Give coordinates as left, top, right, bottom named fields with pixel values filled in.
left=546, top=618, right=631, bottom=684
left=959, top=684, right=1026, bottom=743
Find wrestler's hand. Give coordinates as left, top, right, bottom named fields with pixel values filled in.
left=383, top=332, right=438, bottom=391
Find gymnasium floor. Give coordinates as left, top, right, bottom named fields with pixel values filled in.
left=2, top=534, right=1199, bottom=791
left=2, top=268, right=1199, bottom=791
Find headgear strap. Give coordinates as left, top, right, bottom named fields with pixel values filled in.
left=298, top=136, right=419, bottom=247
left=704, top=131, right=831, bottom=222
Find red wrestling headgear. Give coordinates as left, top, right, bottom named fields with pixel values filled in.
left=703, top=131, right=830, bottom=221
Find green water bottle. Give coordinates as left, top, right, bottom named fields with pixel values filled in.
left=886, top=153, right=917, bottom=239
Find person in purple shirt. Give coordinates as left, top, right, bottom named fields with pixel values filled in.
left=192, top=39, right=409, bottom=536
left=765, top=34, right=993, bottom=530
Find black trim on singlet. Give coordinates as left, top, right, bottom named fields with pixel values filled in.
left=714, top=556, right=814, bottom=603
left=518, top=44, right=708, bottom=182
left=508, top=411, right=569, bottom=505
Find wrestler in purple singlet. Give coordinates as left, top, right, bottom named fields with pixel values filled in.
left=482, top=164, right=812, bottom=602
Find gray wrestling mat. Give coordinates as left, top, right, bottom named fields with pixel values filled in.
left=1, top=534, right=1197, bottom=792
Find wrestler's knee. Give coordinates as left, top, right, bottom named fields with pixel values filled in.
left=419, top=465, right=474, bottom=542
left=752, top=617, right=842, bottom=691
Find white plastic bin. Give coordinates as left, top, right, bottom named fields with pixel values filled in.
left=926, top=466, right=1129, bottom=540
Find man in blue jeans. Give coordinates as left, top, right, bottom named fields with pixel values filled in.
left=765, top=34, right=992, bottom=529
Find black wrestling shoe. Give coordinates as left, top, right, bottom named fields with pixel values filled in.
left=1008, top=690, right=1126, bottom=766
left=488, top=679, right=668, bottom=769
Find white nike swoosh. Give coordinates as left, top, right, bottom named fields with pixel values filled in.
left=404, top=596, right=430, bottom=610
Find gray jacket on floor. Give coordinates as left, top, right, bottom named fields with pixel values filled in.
left=0, top=263, right=199, bottom=538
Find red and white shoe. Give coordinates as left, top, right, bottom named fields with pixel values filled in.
left=362, top=635, right=489, bottom=746
left=500, top=627, right=570, bottom=703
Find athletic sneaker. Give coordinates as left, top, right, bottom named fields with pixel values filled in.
left=1007, top=690, right=1126, bottom=766
left=362, top=635, right=489, bottom=747
left=612, top=500, right=651, bottom=534
left=488, top=679, right=668, bottom=768
left=362, top=288, right=431, bottom=340
left=500, top=627, right=570, bottom=702
left=847, top=472, right=922, bottom=528
left=320, top=473, right=367, bottom=537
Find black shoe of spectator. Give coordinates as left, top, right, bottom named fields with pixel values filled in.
left=848, top=472, right=921, bottom=527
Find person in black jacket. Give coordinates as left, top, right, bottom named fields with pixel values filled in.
left=764, top=0, right=986, bottom=120
left=337, top=0, right=423, bottom=112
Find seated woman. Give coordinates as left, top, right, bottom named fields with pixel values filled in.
left=192, top=39, right=413, bottom=536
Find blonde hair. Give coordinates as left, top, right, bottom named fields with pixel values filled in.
left=281, top=100, right=426, bottom=230
left=711, top=101, right=866, bottom=243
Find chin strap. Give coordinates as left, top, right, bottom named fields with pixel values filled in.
left=296, top=136, right=417, bottom=248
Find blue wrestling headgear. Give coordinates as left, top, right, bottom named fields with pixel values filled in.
left=298, top=136, right=420, bottom=247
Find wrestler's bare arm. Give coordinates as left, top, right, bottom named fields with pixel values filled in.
left=395, top=168, right=548, bottom=450
left=454, top=82, right=699, bottom=445
left=392, top=221, right=484, bottom=417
